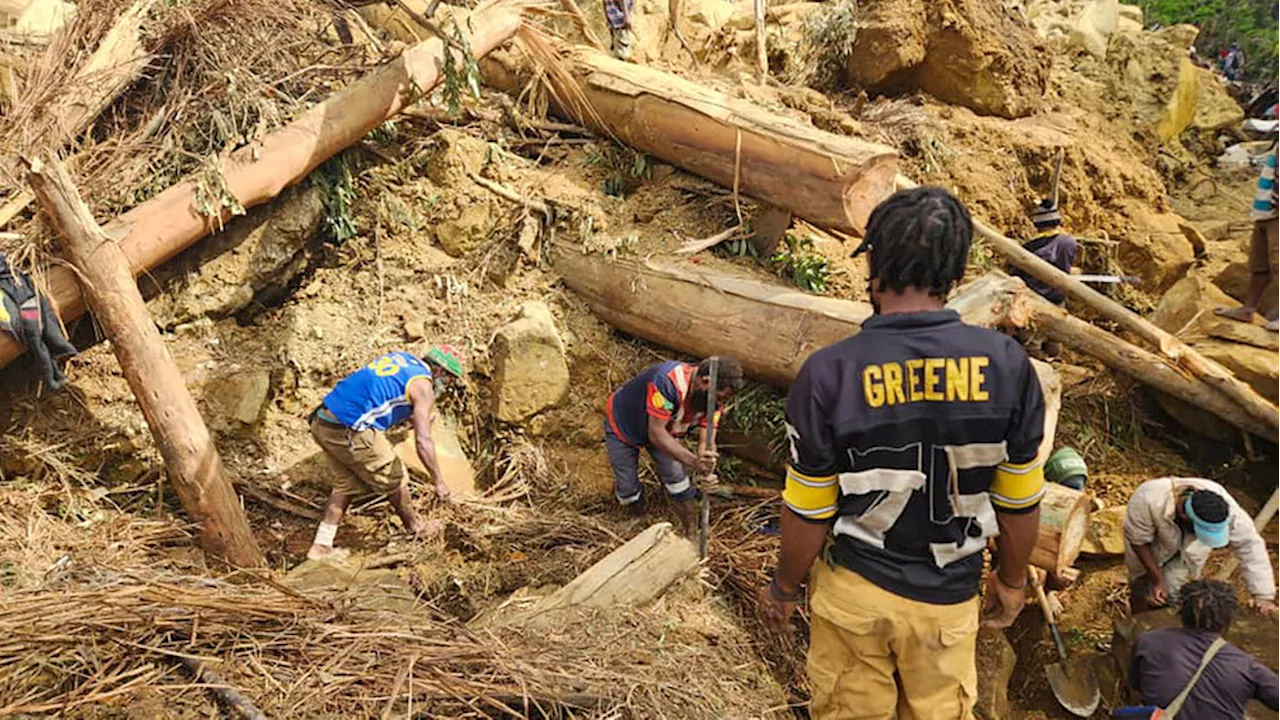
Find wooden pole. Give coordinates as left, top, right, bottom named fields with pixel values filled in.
left=0, top=4, right=523, bottom=369
left=27, top=156, right=265, bottom=568
left=894, top=175, right=1280, bottom=436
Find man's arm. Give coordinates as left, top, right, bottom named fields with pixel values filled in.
left=647, top=414, right=701, bottom=469
left=994, top=507, right=1040, bottom=588
left=408, top=380, right=450, bottom=499
left=1228, top=507, right=1277, bottom=602
left=775, top=508, right=831, bottom=595
left=1132, top=542, right=1165, bottom=585
left=1252, top=657, right=1279, bottom=710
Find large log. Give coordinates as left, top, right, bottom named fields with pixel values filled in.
left=27, top=157, right=265, bottom=568
left=1028, top=483, right=1090, bottom=575
left=0, top=4, right=523, bottom=369
left=480, top=39, right=898, bottom=235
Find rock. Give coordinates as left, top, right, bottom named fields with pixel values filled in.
left=1116, top=200, right=1195, bottom=294
left=1116, top=3, right=1141, bottom=25
left=1080, top=505, right=1124, bottom=556
left=12, top=0, right=73, bottom=37
left=392, top=413, right=477, bottom=497
left=203, top=369, right=271, bottom=431
left=1066, top=0, right=1117, bottom=59
left=491, top=302, right=570, bottom=423
left=1193, top=68, right=1245, bottom=131
left=403, top=318, right=426, bottom=341
left=750, top=203, right=793, bottom=257
left=847, top=0, right=1048, bottom=119
left=147, top=185, right=324, bottom=327
left=1215, top=261, right=1277, bottom=318
left=975, top=627, right=1016, bottom=719
left=434, top=202, right=494, bottom=257
left=1151, top=271, right=1279, bottom=439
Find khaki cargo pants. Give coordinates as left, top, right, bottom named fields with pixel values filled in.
left=808, top=562, right=980, bottom=720
left=309, top=415, right=407, bottom=498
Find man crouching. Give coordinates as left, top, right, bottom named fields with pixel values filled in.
left=307, top=347, right=465, bottom=560
left=604, top=356, right=743, bottom=529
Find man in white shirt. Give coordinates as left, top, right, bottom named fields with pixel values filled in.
left=1124, top=478, right=1276, bottom=618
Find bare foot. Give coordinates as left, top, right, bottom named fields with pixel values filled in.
left=307, top=544, right=350, bottom=562
left=1215, top=306, right=1256, bottom=323
left=1267, top=318, right=1279, bottom=332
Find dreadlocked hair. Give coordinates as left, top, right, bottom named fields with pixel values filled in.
left=1179, top=580, right=1237, bottom=633
left=697, top=356, right=745, bottom=391
left=856, top=186, right=973, bottom=297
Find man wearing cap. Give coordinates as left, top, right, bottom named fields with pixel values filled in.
left=1010, top=198, right=1078, bottom=306
left=1124, top=478, right=1276, bottom=618
left=306, top=347, right=465, bottom=560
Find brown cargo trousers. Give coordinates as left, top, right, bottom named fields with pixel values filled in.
left=808, top=561, right=980, bottom=720
left=309, top=414, right=407, bottom=498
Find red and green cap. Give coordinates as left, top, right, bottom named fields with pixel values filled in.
left=426, top=345, right=465, bottom=378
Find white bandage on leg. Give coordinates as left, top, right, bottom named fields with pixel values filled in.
left=313, top=522, right=339, bottom=548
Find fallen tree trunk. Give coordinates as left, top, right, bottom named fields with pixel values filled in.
left=0, top=4, right=523, bottom=369
left=482, top=38, right=898, bottom=234
left=1028, top=483, right=1090, bottom=576
left=494, top=522, right=699, bottom=626
left=895, top=175, right=1280, bottom=438
left=28, top=157, right=265, bottom=568
left=1006, top=290, right=1278, bottom=442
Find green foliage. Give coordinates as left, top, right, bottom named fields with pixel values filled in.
left=581, top=145, right=651, bottom=197
left=800, top=0, right=858, bottom=89
left=731, top=382, right=790, bottom=465
left=316, top=153, right=357, bottom=243
left=770, top=231, right=830, bottom=293
left=1138, top=0, right=1278, bottom=84
left=440, top=24, right=482, bottom=114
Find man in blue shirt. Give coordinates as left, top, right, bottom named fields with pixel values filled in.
left=307, top=346, right=465, bottom=560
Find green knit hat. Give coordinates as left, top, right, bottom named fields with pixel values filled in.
left=425, top=345, right=464, bottom=378
left=1046, top=447, right=1087, bottom=490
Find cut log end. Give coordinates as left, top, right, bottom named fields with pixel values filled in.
left=1029, top=483, right=1091, bottom=575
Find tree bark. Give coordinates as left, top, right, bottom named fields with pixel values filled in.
left=1027, top=483, right=1090, bottom=576
left=895, top=174, right=1280, bottom=438
left=27, top=157, right=265, bottom=568
left=482, top=41, right=898, bottom=235
left=0, top=4, right=523, bottom=368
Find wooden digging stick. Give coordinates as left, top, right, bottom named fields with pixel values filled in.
left=699, top=358, right=719, bottom=559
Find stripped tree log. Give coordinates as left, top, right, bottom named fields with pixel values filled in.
left=0, top=4, right=523, bottom=368
left=494, top=522, right=699, bottom=626
left=1028, top=483, right=1090, bottom=576
left=481, top=40, right=898, bottom=235
left=27, top=157, right=265, bottom=568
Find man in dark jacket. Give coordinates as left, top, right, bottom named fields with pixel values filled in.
left=1011, top=198, right=1078, bottom=306
left=1131, top=580, right=1278, bottom=717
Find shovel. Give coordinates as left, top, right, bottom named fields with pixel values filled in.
left=1029, top=566, right=1100, bottom=717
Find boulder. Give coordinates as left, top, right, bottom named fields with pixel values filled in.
left=392, top=413, right=477, bottom=497
left=846, top=0, right=1049, bottom=119
left=435, top=202, right=494, bottom=257
left=1193, top=68, right=1245, bottom=131
left=1151, top=271, right=1279, bottom=439
left=975, top=627, right=1016, bottom=719
left=491, top=302, right=570, bottom=423
left=1116, top=200, right=1196, bottom=294
left=203, top=369, right=271, bottom=431
left=146, top=185, right=324, bottom=327
left=1080, top=505, right=1124, bottom=556
left=1215, top=261, right=1278, bottom=318
left=1116, top=3, right=1142, bottom=25
left=1066, top=0, right=1117, bottom=59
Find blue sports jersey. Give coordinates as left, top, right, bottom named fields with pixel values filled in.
left=322, top=352, right=433, bottom=431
